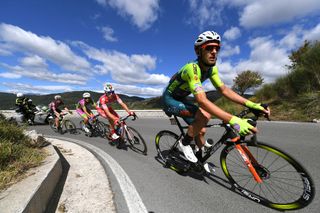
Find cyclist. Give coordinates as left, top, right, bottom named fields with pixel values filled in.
left=25, top=99, right=37, bottom=124
left=162, top=31, right=270, bottom=172
left=96, top=83, right=135, bottom=142
left=76, top=92, right=96, bottom=134
left=49, top=95, right=70, bottom=130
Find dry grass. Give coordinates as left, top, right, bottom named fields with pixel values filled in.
left=0, top=113, right=46, bottom=191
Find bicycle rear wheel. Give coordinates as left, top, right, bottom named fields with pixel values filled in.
left=220, top=141, right=315, bottom=210
left=155, top=130, right=190, bottom=173
left=64, top=120, right=77, bottom=134
left=124, top=126, right=147, bottom=155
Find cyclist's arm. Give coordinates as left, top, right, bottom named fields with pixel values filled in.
left=218, top=85, right=248, bottom=105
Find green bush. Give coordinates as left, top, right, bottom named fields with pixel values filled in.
left=0, top=113, right=45, bottom=191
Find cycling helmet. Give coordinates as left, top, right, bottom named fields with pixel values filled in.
left=104, top=83, right=114, bottom=93
left=54, top=95, right=62, bottom=100
left=194, top=31, right=221, bottom=47
left=17, top=92, right=24, bottom=98
left=83, top=92, right=91, bottom=98
left=27, top=99, right=33, bottom=103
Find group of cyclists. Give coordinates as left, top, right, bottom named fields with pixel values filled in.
left=14, top=30, right=270, bottom=173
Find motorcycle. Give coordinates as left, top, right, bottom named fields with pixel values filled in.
left=9, top=105, right=52, bottom=125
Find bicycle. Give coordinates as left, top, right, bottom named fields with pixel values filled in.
left=79, top=114, right=109, bottom=137
left=155, top=107, right=315, bottom=211
left=48, top=111, right=77, bottom=134
left=107, top=114, right=147, bottom=155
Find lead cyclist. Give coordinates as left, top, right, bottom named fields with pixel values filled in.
left=162, top=30, right=270, bottom=173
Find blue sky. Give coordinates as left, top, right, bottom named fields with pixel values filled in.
left=0, top=0, right=320, bottom=97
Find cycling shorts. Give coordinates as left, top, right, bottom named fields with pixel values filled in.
left=162, top=90, right=198, bottom=125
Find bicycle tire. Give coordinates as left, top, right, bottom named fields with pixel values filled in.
left=125, top=126, right=147, bottom=155
left=220, top=141, right=315, bottom=210
left=155, top=130, right=190, bottom=173
left=96, top=121, right=109, bottom=138
left=64, top=120, right=77, bottom=134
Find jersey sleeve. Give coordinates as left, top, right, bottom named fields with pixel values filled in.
left=100, top=96, right=108, bottom=109
left=181, top=63, right=205, bottom=95
left=209, top=66, right=224, bottom=88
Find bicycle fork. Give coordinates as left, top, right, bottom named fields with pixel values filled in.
left=233, top=138, right=263, bottom=183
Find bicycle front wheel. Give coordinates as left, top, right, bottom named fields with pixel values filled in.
left=124, top=126, right=147, bottom=155
left=48, top=118, right=58, bottom=132
left=155, top=130, right=189, bottom=173
left=220, top=141, right=315, bottom=210
left=64, top=120, right=77, bottom=134
left=96, top=121, right=110, bottom=138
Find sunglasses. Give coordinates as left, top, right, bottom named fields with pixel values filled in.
left=201, top=43, right=220, bottom=52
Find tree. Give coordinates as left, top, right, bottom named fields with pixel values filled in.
left=232, top=70, right=264, bottom=95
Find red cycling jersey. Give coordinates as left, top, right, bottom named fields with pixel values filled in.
left=97, top=93, right=123, bottom=109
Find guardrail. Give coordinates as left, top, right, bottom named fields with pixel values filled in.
left=0, top=110, right=168, bottom=118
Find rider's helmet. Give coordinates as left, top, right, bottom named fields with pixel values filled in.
left=27, top=99, right=33, bottom=103
left=104, top=83, right=114, bottom=93
left=17, top=92, right=24, bottom=98
left=54, top=95, right=62, bottom=100
left=194, top=31, right=221, bottom=48
left=83, top=92, right=91, bottom=98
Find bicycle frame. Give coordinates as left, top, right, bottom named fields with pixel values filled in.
left=170, top=115, right=263, bottom=183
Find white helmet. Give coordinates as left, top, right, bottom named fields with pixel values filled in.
left=104, top=83, right=114, bottom=93
left=54, top=95, right=62, bottom=100
left=17, top=92, right=24, bottom=98
left=27, top=99, right=33, bottom=103
left=83, top=92, right=91, bottom=98
left=194, top=31, right=221, bottom=47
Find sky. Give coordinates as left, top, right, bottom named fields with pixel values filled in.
left=0, top=0, right=320, bottom=97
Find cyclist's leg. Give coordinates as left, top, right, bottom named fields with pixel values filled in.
left=163, top=94, right=199, bottom=162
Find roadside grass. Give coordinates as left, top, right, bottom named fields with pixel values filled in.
left=0, top=113, right=46, bottom=191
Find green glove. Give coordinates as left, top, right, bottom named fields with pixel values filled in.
left=229, top=116, right=254, bottom=136
left=245, top=100, right=264, bottom=111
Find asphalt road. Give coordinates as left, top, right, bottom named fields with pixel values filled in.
left=32, top=118, right=320, bottom=213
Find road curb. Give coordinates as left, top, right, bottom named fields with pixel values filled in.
left=0, top=145, right=62, bottom=213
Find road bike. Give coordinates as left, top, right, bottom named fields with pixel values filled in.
left=108, top=114, right=147, bottom=155
left=79, top=114, right=109, bottom=137
left=155, top=107, right=315, bottom=211
left=48, top=111, right=77, bottom=134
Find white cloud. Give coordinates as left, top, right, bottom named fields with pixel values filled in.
left=95, top=0, right=160, bottom=30
left=303, top=23, right=320, bottom=42
left=19, top=55, right=48, bottom=68
left=0, top=23, right=91, bottom=72
left=0, top=72, right=21, bottom=79
left=74, top=41, right=170, bottom=85
left=223, top=27, right=241, bottom=41
left=239, top=0, right=320, bottom=28
left=0, top=62, right=88, bottom=85
left=111, top=83, right=163, bottom=97
left=187, top=0, right=224, bottom=29
left=2, top=82, right=73, bottom=94
left=220, top=45, right=240, bottom=58
left=100, top=26, right=118, bottom=42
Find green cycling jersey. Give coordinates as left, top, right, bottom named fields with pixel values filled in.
left=165, top=61, right=224, bottom=99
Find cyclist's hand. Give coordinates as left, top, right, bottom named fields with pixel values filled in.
left=129, top=111, right=135, bottom=116
left=245, top=100, right=270, bottom=117
left=229, top=116, right=257, bottom=136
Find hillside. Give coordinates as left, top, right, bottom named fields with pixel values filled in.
left=0, top=90, right=223, bottom=110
